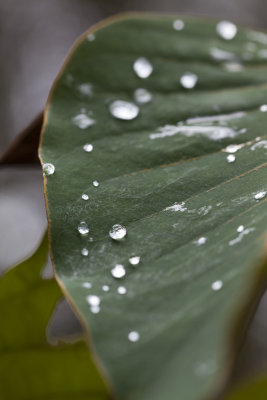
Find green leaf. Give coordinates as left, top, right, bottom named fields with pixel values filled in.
left=0, top=233, right=108, bottom=400
left=40, top=14, right=267, bottom=400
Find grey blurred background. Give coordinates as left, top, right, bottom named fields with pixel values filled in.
left=1, top=0, right=267, bottom=390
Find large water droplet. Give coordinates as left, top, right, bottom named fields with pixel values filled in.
left=180, top=72, right=198, bottom=89
left=195, top=237, right=207, bottom=246
left=134, top=88, right=152, bottom=104
left=81, top=194, right=89, bottom=201
left=109, top=100, right=139, bottom=120
left=109, top=224, right=127, bottom=240
left=133, top=57, right=153, bottom=79
left=93, top=180, right=99, bottom=187
left=118, top=286, right=127, bottom=294
left=173, top=19, right=184, bottom=31
left=78, top=221, right=89, bottom=235
left=111, top=264, right=126, bottom=279
left=43, top=163, right=55, bottom=176
left=227, top=154, right=236, bottom=163
left=81, top=248, right=89, bottom=256
left=72, top=113, right=95, bottom=129
left=211, top=280, right=223, bottom=291
left=128, top=331, right=140, bottom=342
left=87, top=295, right=100, bottom=306
left=216, top=21, right=237, bottom=40
left=129, top=256, right=140, bottom=266
left=254, top=191, right=266, bottom=200
left=237, top=225, right=244, bottom=233
left=83, top=143, right=93, bottom=152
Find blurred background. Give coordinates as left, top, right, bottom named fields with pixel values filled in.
left=1, top=0, right=267, bottom=388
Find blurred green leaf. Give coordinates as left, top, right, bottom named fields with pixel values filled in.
left=0, top=233, right=109, bottom=400
left=40, top=14, right=267, bottom=400
left=224, top=376, right=267, bottom=400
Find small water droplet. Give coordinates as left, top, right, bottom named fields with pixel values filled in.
left=237, top=225, right=244, bottom=233
left=118, top=286, right=127, bottom=294
left=43, top=163, right=55, bottom=176
left=78, top=83, right=93, bottom=96
left=211, top=280, right=223, bottom=291
left=173, top=19, right=184, bottom=31
left=109, top=100, right=139, bottom=120
left=81, top=194, right=89, bottom=201
left=83, top=143, right=93, bottom=152
left=87, top=295, right=100, bottom=306
left=109, top=224, right=127, bottom=240
left=254, top=191, right=266, bottom=200
left=87, top=33, right=95, bottom=42
left=224, top=144, right=244, bottom=153
left=91, top=305, right=100, bottom=314
left=223, top=62, right=243, bottom=72
left=81, top=248, right=89, bottom=256
left=78, top=221, right=89, bottom=235
left=216, top=21, right=237, bottom=40
left=128, top=331, right=140, bottom=342
left=260, top=104, right=267, bottom=112
left=82, top=282, right=92, bottom=289
left=102, top=285, right=110, bottom=292
left=134, top=88, right=152, bottom=104
left=72, top=113, right=95, bottom=129
left=93, top=180, right=99, bottom=187
left=133, top=57, right=153, bottom=79
left=195, top=237, right=207, bottom=246
left=180, top=72, right=198, bottom=89
left=111, top=264, right=126, bottom=279
left=227, top=154, right=236, bottom=163
left=129, top=256, right=140, bottom=266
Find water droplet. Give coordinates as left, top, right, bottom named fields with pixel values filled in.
left=83, top=143, right=93, bottom=152
left=210, top=47, right=236, bottom=61
left=111, top=264, right=126, bottom=279
left=102, top=285, right=110, bottom=292
left=87, top=33, right=95, bottom=41
left=128, top=331, right=140, bottom=342
left=81, top=194, right=89, bottom=201
left=81, top=248, right=89, bottom=256
left=164, top=202, right=187, bottom=212
left=180, top=72, right=198, bottom=89
left=195, top=237, right=207, bottom=246
left=109, top=224, right=127, bottom=240
left=118, top=286, right=127, bottom=294
left=260, top=104, right=267, bottom=112
left=133, top=57, right=153, bottom=79
left=72, top=113, right=95, bottom=129
left=223, top=62, right=243, bottom=72
left=254, top=191, right=266, bottom=200
left=216, top=21, right=237, bottom=40
left=109, top=100, right=139, bottom=120
left=93, top=180, right=99, bottom=187
left=251, top=140, right=267, bottom=151
left=43, top=163, right=55, bottom=176
left=91, top=305, right=100, bottom=314
left=78, top=221, right=89, bottom=235
left=224, top=144, right=244, bottom=153
left=78, top=83, right=93, bottom=96
left=129, top=256, right=140, bottom=266
left=211, top=280, right=223, bottom=291
left=82, top=282, right=92, bottom=289
left=86, top=295, right=100, bottom=306
left=173, top=19, right=184, bottom=31
left=237, top=225, right=244, bottom=233
left=227, top=154, right=236, bottom=163
left=134, top=88, right=152, bottom=104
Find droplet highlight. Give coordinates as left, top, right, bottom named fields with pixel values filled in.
left=133, top=57, right=153, bottom=79
left=111, top=264, right=126, bottom=279
left=81, top=194, right=89, bottom=201
left=102, top=285, right=110, bottom=292
left=216, top=21, right=237, bottom=40
left=211, top=280, right=223, bottom=291
left=93, top=180, right=99, bottom=187
left=173, top=19, right=184, bottom=31
left=118, top=286, right=127, bottom=294
left=82, top=282, right=92, bottom=289
left=109, top=100, right=139, bottom=120
left=180, top=72, right=198, bottom=89
left=254, top=191, right=266, bottom=200
left=83, top=143, right=93, bottom=152
left=109, top=224, right=127, bottom=241
left=81, top=248, right=89, bottom=256
left=134, top=88, right=152, bottom=104
left=227, top=154, right=236, bottom=163
left=128, top=331, right=140, bottom=342
left=260, top=104, right=267, bottom=112
left=129, top=256, right=140, bottom=266
left=195, top=237, right=207, bottom=246
left=72, top=113, right=95, bottom=129
left=43, top=163, right=55, bottom=176
left=78, top=221, right=89, bottom=235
